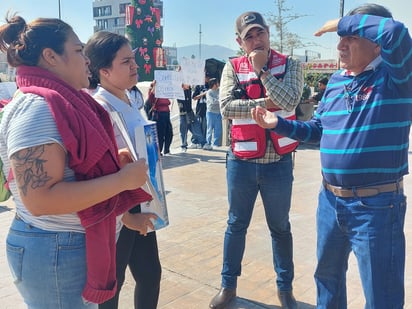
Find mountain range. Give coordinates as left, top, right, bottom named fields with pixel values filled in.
left=175, top=44, right=238, bottom=62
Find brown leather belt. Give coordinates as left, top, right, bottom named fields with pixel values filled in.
left=323, top=180, right=403, bottom=198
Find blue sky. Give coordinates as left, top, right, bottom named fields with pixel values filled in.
left=1, top=0, right=411, bottom=59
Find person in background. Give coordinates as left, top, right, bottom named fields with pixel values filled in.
left=85, top=75, right=99, bottom=96
left=209, top=11, right=303, bottom=309
left=177, top=83, right=206, bottom=152
left=251, top=4, right=411, bottom=308
left=0, top=14, right=150, bottom=308
left=203, top=78, right=222, bottom=150
left=147, top=81, right=173, bottom=155
left=85, top=31, right=161, bottom=309
left=191, top=72, right=211, bottom=148
left=305, top=77, right=328, bottom=104
left=128, top=84, right=144, bottom=110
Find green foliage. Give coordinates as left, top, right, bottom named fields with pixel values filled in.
left=126, top=0, right=164, bottom=81
left=304, top=72, right=331, bottom=88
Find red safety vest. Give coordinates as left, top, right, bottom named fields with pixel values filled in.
left=230, top=50, right=298, bottom=159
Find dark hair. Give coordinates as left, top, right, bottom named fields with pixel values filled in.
left=208, top=78, right=218, bottom=88
left=84, top=31, right=130, bottom=84
left=318, top=77, right=329, bottom=86
left=348, top=3, right=392, bottom=18
left=87, top=76, right=99, bottom=90
left=0, top=13, right=73, bottom=67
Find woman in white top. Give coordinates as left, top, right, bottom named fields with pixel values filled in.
left=85, top=31, right=161, bottom=309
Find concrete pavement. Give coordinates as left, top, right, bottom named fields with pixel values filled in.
left=1, top=141, right=411, bottom=308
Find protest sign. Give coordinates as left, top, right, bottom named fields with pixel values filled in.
left=154, top=70, right=184, bottom=100
left=179, top=57, right=205, bottom=86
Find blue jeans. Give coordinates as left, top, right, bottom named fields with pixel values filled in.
left=222, top=152, right=294, bottom=290
left=6, top=217, right=97, bottom=309
left=179, top=114, right=206, bottom=147
left=315, top=186, right=406, bottom=309
left=206, top=111, right=222, bottom=146
left=192, top=114, right=206, bottom=144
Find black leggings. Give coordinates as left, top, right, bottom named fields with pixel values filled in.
left=99, top=224, right=161, bottom=309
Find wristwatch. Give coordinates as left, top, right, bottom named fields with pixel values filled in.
left=258, top=66, right=268, bottom=79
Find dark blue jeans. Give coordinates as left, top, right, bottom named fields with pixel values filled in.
left=221, top=152, right=294, bottom=291
left=192, top=114, right=207, bottom=144
left=179, top=114, right=206, bottom=148
left=315, top=186, right=406, bottom=309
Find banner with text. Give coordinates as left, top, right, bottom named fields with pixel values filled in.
left=154, top=70, right=184, bottom=100
left=179, top=57, right=205, bottom=86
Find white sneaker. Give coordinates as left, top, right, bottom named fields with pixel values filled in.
left=203, top=144, right=213, bottom=150
left=187, top=144, right=199, bottom=149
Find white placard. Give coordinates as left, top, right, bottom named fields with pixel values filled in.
left=154, top=70, right=184, bottom=100
left=179, top=57, right=205, bottom=86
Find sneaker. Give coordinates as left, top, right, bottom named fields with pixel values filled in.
left=181, top=147, right=187, bottom=153
left=187, top=144, right=199, bottom=149
left=203, top=144, right=213, bottom=150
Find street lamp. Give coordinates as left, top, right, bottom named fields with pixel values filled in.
left=340, top=0, right=344, bottom=18
left=58, top=0, right=61, bottom=19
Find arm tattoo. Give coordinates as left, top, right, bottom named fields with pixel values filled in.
left=11, top=145, right=53, bottom=196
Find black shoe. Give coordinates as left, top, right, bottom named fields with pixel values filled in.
left=277, top=290, right=297, bottom=309
left=209, top=288, right=236, bottom=309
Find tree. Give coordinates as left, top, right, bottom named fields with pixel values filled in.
left=266, top=0, right=309, bottom=55
left=125, top=0, right=165, bottom=82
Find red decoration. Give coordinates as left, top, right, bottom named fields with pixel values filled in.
left=152, top=7, right=160, bottom=24
left=144, top=63, right=151, bottom=74
left=139, top=47, right=148, bottom=57
left=153, top=47, right=166, bottom=68
left=125, top=6, right=135, bottom=26
left=135, top=19, right=143, bottom=29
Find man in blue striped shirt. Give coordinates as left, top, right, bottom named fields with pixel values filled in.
left=252, top=4, right=411, bottom=308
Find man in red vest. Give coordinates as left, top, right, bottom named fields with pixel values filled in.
left=209, top=11, right=303, bottom=309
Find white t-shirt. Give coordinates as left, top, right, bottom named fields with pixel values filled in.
left=94, top=87, right=148, bottom=149
left=93, top=87, right=148, bottom=236
left=0, top=92, right=83, bottom=232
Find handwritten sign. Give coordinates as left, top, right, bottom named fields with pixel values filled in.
left=154, top=70, right=184, bottom=100
left=179, top=58, right=205, bottom=86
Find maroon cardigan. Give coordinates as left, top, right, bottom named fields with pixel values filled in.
left=16, top=65, right=152, bottom=303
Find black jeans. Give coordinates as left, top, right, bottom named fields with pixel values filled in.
left=99, top=222, right=161, bottom=309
